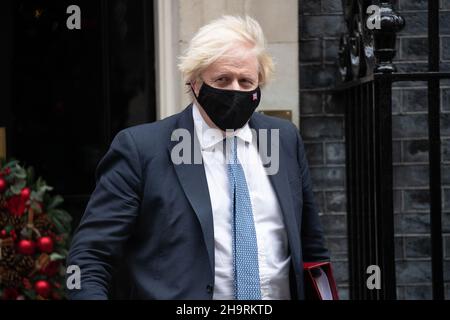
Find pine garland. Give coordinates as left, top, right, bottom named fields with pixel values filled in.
left=0, top=159, right=72, bottom=300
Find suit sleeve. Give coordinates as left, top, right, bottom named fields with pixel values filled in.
left=294, top=127, right=330, bottom=262
left=66, top=129, right=142, bottom=299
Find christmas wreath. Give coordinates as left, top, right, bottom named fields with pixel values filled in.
left=0, top=159, right=72, bottom=300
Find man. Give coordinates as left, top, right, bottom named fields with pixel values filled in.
left=67, top=15, right=329, bottom=300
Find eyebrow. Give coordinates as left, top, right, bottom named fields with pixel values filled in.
left=213, top=72, right=257, bottom=80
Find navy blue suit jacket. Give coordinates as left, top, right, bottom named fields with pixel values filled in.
left=67, top=105, right=330, bottom=299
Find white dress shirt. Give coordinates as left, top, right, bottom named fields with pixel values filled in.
left=192, top=104, right=291, bottom=300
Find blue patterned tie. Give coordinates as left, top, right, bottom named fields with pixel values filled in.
left=227, top=136, right=262, bottom=300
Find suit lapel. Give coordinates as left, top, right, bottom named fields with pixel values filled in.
left=169, top=105, right=215, bottom=273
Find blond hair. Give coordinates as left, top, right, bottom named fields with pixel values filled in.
left=178, top=15, right=274, bottom=87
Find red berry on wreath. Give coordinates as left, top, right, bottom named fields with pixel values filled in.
left=17, top=239, right=35, bottom=255
left=0, top=229, right=7, bottom=238
left=0, top=178, right=6, bottom=193
left=37, top=236, right=54, bottom=253
left=20, top=187, right=31, bottom=200
left=34, top=280, right=51, bottom=298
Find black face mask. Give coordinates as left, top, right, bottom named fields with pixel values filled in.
left=191, top=82, right=261, bottom=131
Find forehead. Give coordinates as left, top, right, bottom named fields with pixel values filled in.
left=205, top=46, right=259, bottom=76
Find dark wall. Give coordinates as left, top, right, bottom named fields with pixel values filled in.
left=299, top=0, right=349, bottom=299
left=299, top=0, right=450, bottom=300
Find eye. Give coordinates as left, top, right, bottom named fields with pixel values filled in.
left=239, top=78, right=254, bottom=87
left=215, top=77, right=228, bottom=83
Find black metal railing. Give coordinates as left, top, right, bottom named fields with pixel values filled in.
left=333, top=0, right=449, bottom=300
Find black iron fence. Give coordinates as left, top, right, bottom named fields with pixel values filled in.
left=332, top=0, right=450, bottom=299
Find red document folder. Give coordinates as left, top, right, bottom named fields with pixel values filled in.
left=304, top=261, right=339, bottom=300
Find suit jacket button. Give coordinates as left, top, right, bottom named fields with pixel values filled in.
left=206, top=284, right=213, bottom=294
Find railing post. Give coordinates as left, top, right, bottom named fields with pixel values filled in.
left=428, top=0, right=445, bottom=301
left=372, top=2, right=405, bottom=73
left=374, top=76, right=396, bottom=299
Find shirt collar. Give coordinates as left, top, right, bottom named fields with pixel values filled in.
left=192, top=103, right=253, bottom=150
